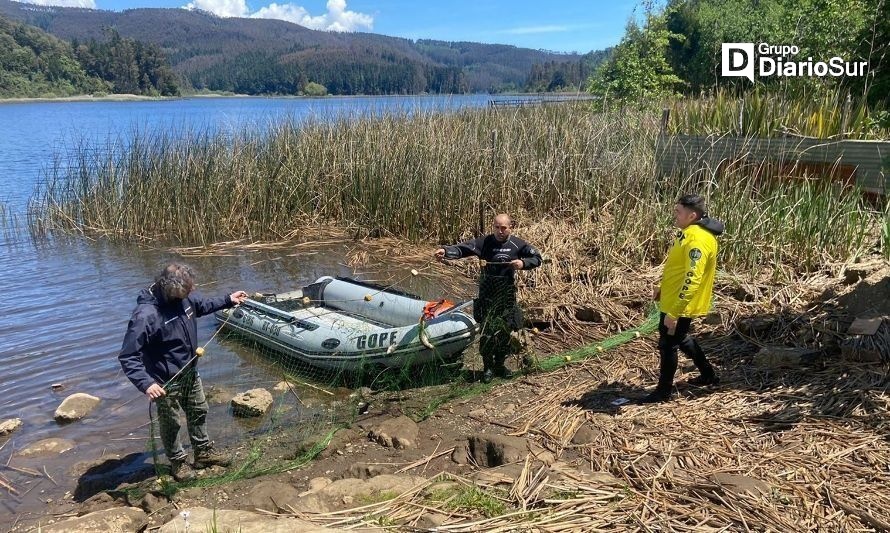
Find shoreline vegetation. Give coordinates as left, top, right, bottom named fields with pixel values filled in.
left=27, top=98, right=890, bottom=345
left=0, top=91, right=588, bottom=105
left=30, top=102, right=888, bottom=262
left=17, top=100, right=890, bottom=531
left=0, top=93, right=170, bottom=104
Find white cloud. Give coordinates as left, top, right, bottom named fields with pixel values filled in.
left=183, top=0, right=248, bottom=18
left=252, top=3, right=313, bottom=24
left=12, top=0, right=97, bottom=8
left=183, top=0, right=373, bottom=31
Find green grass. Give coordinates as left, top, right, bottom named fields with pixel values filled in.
left=426, top=483, right=509, bottom=518
left=444, top=485, right=508, bottom=518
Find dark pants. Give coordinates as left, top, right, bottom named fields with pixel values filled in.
left=475, top=278, right=520, bottom=371
left=154, top=370, right=210, bottom=461
left=655, top=313, right=715, bottom=393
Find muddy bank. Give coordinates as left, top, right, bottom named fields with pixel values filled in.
left=10, top=256, right=890, bottom=532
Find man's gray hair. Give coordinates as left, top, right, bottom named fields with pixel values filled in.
left=156, top=263, right=196, bottom=301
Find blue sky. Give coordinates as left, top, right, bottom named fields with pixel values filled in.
left=15, top=0, right=637, bottom=53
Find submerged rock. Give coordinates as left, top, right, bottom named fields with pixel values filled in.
left=0, top=418, right=22, bottom=437
left=20, top=438, right=76, bottom=457
left=54, top=393, right=101, bottom=423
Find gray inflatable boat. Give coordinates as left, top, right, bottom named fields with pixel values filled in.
left=215, top=276, right=477, bottom=372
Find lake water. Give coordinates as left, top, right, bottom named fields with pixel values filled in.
left=0, top=94, right=526, bottom=524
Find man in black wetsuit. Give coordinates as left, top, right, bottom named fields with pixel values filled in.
left=435, top=214, right=542, bottom=383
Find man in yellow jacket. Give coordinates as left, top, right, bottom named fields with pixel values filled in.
left=642, top=194, right=724, bottom=403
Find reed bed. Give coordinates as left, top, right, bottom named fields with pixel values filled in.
left=0, top=202, right=27, bottom=243
left=669, top=89, right=890, bottom=139
left=29, top=104, right=887, bottom=282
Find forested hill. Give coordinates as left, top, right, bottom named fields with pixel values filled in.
left=0, top=14, right=178, bottom=98
left=0, top=0, right=603, bottom=95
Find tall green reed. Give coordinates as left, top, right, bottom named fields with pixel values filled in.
left=669, top=88, right=890, bottom=139
left=30, top=103, right=883, bottom=279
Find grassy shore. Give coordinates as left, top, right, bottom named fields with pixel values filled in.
left=0, top=93, right=169, bottom=104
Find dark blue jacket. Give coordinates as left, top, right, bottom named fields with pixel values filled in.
left=119, top=286, right=233, bottom=393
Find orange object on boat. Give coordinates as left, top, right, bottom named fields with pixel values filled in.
left=422, top=299, right=455, bottom=320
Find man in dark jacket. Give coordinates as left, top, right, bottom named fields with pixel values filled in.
left=435, top=214, right=542, bottom=383
left=119, top=263, right=248, bottom=481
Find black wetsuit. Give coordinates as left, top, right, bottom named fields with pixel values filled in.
left=443, top=235, right=542, bottom=370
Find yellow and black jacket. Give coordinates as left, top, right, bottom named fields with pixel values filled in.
left=659, top=217, right=724, bottom=319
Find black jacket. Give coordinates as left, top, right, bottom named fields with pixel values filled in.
left=119, top=286, right=233, bottom=393
left=443, top=234, right=542, bottom=283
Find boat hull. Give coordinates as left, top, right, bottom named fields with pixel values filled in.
left=215, top=278, right=477, bottom=373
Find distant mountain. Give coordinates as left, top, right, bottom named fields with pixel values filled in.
left=0, top=0, right=602, bottom=95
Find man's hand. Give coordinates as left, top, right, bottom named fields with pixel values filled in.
left=663, top=314, right=677, bottom=336
left=146, top=383, right=166, bottom=400
left=510, top=259, right=524, bottom=270
left=653, top=286, right=661, bottom=301
left=229, top=290, right=249, bottom=305
left=434, top=248, right=446, bottom=261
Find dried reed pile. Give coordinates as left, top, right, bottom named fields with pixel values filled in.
left=281, top=263, right=890, bottom=531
